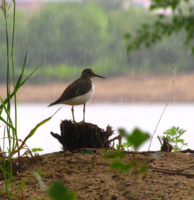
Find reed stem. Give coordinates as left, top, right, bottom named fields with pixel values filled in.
left=11, top=0, right=20, bottom=158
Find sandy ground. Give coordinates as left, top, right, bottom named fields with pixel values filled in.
left=0, top=73, right=194, bottom=104
left=1, top=151, right=194, bottom=200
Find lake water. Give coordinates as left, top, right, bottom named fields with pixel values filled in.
left=1, top=103, right=194, bottom=154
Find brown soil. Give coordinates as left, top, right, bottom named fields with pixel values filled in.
left=0, top=73, right=194, bottom=103
left=1, top=151, right=194, bottom=200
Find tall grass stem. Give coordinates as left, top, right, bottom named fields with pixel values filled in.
left=11, top=0, right=20, bottom=158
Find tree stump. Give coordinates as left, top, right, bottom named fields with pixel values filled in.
left=161, top=136, right=173, bottom=152
left=50, top=120, right=114, bottom=151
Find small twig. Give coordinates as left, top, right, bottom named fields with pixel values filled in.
left=107, top=136, right=121, bottom=145
left=154, top=165, right=194, bottom=173
left=124, top=150, right=162, bottom=155
left=148, top=56, right=177, bottom=151
left=157, top=135, right=163, bottom=146
left=153, top=169, right=194, bottom=177
left=124, top=148, right=194, bottom=154
left=178, top=148, right=194, bottom=153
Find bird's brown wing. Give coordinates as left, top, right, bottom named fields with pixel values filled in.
left=49, top=78, right=92, bottom=106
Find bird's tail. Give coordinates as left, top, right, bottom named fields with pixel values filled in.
left=47, top=102, right=55, bottom=107
left=48, top=98, right=62, bottom=107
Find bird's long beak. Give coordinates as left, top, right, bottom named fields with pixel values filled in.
left=93, top=72, right=105, bottom=79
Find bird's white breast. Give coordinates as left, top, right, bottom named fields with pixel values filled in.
left=63, top=83, right=94, bottom=105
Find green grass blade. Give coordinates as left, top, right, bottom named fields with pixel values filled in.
left=15, top=43, right=28, bottom=88
left=0, top=116, right=15, bottom=131
left=0, top=92, right=15, bottom=110
left=11, top=0, right=19, bottom=156
left=24, top=108, right=60, bottom=142
left=0, top=63, right=42, bottom=111
left=0, top=97, right=16, bottom=131
left=11, top=108, right=60, bottom=156
left=19, top=63, right=42, bottom=87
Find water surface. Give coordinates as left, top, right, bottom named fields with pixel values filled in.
left=1, top=104, right=193, bottom=154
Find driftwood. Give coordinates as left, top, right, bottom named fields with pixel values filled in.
left=123, top=148, right=194, bottom=155
left=50, top=120, right=116, bottom=151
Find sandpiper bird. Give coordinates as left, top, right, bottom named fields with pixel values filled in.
left=48, top=68, right=105, bottom=123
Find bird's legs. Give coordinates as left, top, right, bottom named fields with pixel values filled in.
left=83, top=103, right=86, bottom=122
left=71, top=105, right=76, bottom=123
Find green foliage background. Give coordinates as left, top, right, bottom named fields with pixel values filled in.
left=0, top=0, right=193, bottom=83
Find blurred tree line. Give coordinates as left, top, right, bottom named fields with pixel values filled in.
left=125, top=0, right=194, bottom=72
left=0, top=0, right=193, bottom=83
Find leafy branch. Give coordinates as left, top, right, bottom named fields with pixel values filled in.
left=125, top=0, right=194, bottom=53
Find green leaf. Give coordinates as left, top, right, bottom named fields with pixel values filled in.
left=192, top=47, right=194, bottom=54
left=0, top=96, right=16, bottom=131
left=162, top=126, right=187, bottom=151
left=47, top=181, right=76, bottom=200
left=123, top=142, right=132, bottom=148
left=127, top=128, right=150, bottom=149
left=0, top=116, right=15, bottom=131
left=118, top=128, right=128, bottom=138
left=104, top=151, right=125, bottom=159
left=110, top=160, right=131, bottom=172
left=138, top=163, right=148, bottom=174
left=26, top=108, right=60, bottom=141
left=123, top=33, right=131, bottom=39
left=19, top=63, right=42, bottom=88
left=171, top=139, right=176, bottom=143
left=0, top=63, right=42, bottom=111
left=85, top=150, right=93, bottom=155
left=16, top=42, right=28, bottom=88
left=31, top=148, right=43, bottom=152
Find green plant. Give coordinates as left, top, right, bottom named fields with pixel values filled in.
left=34, top=172, right=77, bottom=200
left=115, top=143, right=123, bottom=151
left=0, top=0, right=40, bottom=158
left=123, top=141, right=132, bottom=151
left=48, top=181, right=76, bottom=200
left=0, top=0, right=59, bottom=198
left=36, top=167, right=47, bottom=179
left=16, top=178, right=28, bottom=195
left=0, top=0, right=21, bottom=197
left=162, top=126, right=187, bottom=151
left=104, top=128, right=150, bottom=199
left=0, top=176, right=29, bottom=198
left=104, top=128, right=150, bottom=173
left=31, top=148, right=44, bottom=155
left=125, top=0, right=194, bottom=53
left=22, top=147, right=44, bottom=157
left=36, top=167, right=44, bottom=174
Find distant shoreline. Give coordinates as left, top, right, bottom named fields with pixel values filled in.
left=0, top=73, right=193, bottom=103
